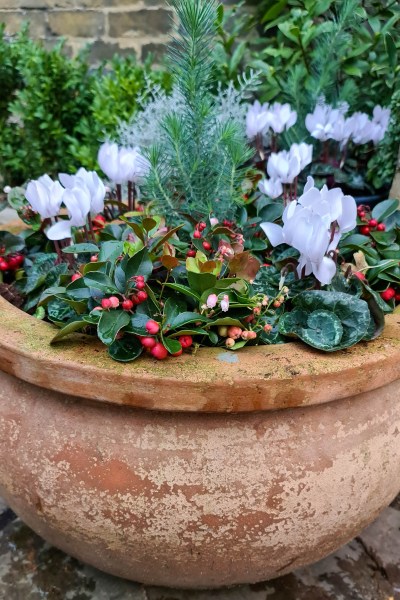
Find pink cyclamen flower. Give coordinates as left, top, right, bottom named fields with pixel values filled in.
left=220, top=295, right=230, bottom=312
left=206, top=294, right=218, bottom=309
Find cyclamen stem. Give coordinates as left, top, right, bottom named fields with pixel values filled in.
left=116, top=184, right=122, bottom=204
left=53, top=240, right=63, bottom=264
left=128, top=182, right=133, bottom=212
left=88, top=215, right=96, bottom=242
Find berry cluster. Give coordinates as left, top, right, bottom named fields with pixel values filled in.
left=357, top=205, right=385, bottom=236
left=0, top=253, right=24, bottom=272
left=141, top=320, right=193, bottom=360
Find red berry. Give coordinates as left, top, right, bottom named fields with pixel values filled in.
left=0, top=260, right=8, bottom=271
left=151, top=342, right=168, bottom=360
left=136, top=275, right=145, bottom=282
left=140, top=336, right=157, bottom=349
left=202, top=241, right=212, bottom=251
left=395, top=293, right=400, bottom=303
left=71, top=273, right=82, bottom=282
left=368, top=219, right=378, bottom=227
left=381, top=288, right=396, bottom=302
left=122, top=299, right=134, bottom=311
left=376, top=223, right=386, bottom=232
left=7, top=257, right=20, bottom=270
left=109, top=296, right=120, bottom=308
left=353, top=272, right=366, bottom=281
left=198, top=222, right=207, bottom=231
left=193, top=230, right=202, bottom=239
left=14, top=254, right=24, bottom=267
left=360, top=226, right=370, bottom=236
left=358, top=211, right=366, bottom=219
left=136, top=280, right=146, bottom=290
left=101, top=298, right=112, bottom=309
left=186, top=249, right=196, bottom=258
left=137, top=291, right=148, bottom=303
left=171, top=348, right=183, bottom=357
left=146, top=320, right=160, bottom=335
left=90, top=255, right=98, bottom=262
left=179, top=335, right=193, bottom=349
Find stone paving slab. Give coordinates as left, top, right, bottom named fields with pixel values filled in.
left=0, top=497, right=399, bottom=600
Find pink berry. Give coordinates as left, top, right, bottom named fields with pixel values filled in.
left=151, top=343, right=168, bottom=360
left=101, top=298, right=112, bottom=309
left=140, top=336, right=157, bottom=349
left=198, top=222, right=207, bottom=231
left=136, top=280, right=146, bottom=290
left=137, top=291, right=148, bottom=303
left=193, top=230, right=202, bottom=239
left=368, top=219, right=378, bottom=227
left=202, top=241, right=211, bottom=251
left=146, top=320, right=160, bottom=335
left=186, top=249, right=196, bottom=258
left=376, top=223, right=386, bottom=232
left=381, top=288, right=395, bottom=302
left=109, top=296, right=120, bottom=308
left=122, top=299, right=134, bottom=311
left=90, top=255, right=98, bottom=262
left=178, top=335, right=193, bottom=349
left=172, top=348, right=183, bottom=357
left=71, top=273, right=82, bottom=282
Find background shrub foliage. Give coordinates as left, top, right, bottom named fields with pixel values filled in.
left=0, top=25, right=171, bottom=186
left=0, top=0, right=399, bottom=188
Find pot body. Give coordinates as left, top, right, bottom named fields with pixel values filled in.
left=0, top=371, right=399, bottom=588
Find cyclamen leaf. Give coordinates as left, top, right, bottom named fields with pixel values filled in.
left=278, top=290, right=371, bottom=351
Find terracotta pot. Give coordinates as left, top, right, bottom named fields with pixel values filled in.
left=0, top=296, right=399, bottom=589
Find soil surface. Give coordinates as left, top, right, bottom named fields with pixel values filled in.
left=0, top=496, right=399, bottom=600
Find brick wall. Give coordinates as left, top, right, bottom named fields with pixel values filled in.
left=0, top=0, right=176, bottom=63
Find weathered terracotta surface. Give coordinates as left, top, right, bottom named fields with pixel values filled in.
left=0, top=298, right=399, bottom=588
left=0, top=297, right=399, bottom=412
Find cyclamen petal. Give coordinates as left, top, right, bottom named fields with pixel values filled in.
left=46, top=219, right=73, bottom=241
left=260, top=222, right=285, bottom=247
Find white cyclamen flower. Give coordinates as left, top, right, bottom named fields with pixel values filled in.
left=260, top=176, right=357, bottom=285
left=305, top=104, right=342, bottom=142
left=25, top=177, right=64, bottom=219
left=267, top=150, right=301, bottom=184
left=59, top=167, right=106, bottom=214
left=258, top=178, right=283, bottom=199
left=246, top=101, right=270, bottom=140
left=346, top=112, right=374, bottom=145
left=98, top=142, right=149, bottom=184
left=372, top=105, right=391, bottom=130
left=289, top=143, right=313, bottom=170
left=46, top=185, right=91, bottom=241
left=266, top=102, right=297, bottom=134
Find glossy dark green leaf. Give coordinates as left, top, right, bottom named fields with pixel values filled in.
left=51, top=319, right=87, bottom=343
left=125, top=248, right=153, bottom=282
left=108, top=336, right=143, bottom=362
left=62, top=243, right=99, bottom=254
left=83, top=271, right=119, bottom=294
left=97, top=310, right=130, bottom=345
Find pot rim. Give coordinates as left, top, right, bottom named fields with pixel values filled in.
left=0, top=296, right=399, bottom=413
